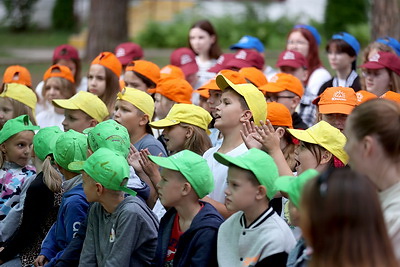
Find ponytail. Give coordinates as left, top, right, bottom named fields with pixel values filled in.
left=42, top=156, right=62, bottom=192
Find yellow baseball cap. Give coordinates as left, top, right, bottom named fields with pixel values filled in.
left=287, top=121, right=348, bottom=164
left=150, top=103, right=212, bottom=133
left=216, top=74, right=266, bottom=126
left=53, top=91, right=109, bottom=123
left=0, top=83, right=37, bottom=112
left=117, top=87, right=155, bottom=121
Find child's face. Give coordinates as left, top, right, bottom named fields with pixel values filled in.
left=295, top=142, right=319, bottom=175
left=0, top=98, right=14, bottom=129
left=279, top=66, right=307, bottom=83
left=124, top=71, right=148, bottom=92
left=207, top=90, right=222, bottom=118
left=363, top=68, right=390, bottom=97
left=320, top=113, right=348, bottom=132
left=62, top=109, right=93, bottom=133
left=286, top=31, right=309, bottom=58
left=225, top=166, right=260, bottom=212
left=88, top=64, right=106, bottom=97
left=82, top=172, right=98, bottom=202
left=162, top=124, right=188, bottom=153
left=154, top=93, right=174, bottom=119
left=157, top=168, right=186, bottom=208
left=114, top=100, right=143, bottom=136
left=214, top=90, right=246, bottom=131
left=0, top=131, right=34, bottom=167
left=44, top=77, right=64, bottom=102
left=327, top=47, right=355, bottom=72
left=189, top=27, right=215, bottom=56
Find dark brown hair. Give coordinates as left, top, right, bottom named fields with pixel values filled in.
left=301, top=168, right=398, bottom=267
left=326, top=39, right=357, bottom=70
left=102, top=67, right=120, bottom=113
left=189, top=20, right=222, bottom=60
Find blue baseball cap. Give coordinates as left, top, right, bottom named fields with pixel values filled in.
left=376, top=36, right=400, bottom=56
left=332, top=32, right=360, bottom=55
left=230, top=35, right=265, bottom=53
left=294, top=24, right=321, bottom=45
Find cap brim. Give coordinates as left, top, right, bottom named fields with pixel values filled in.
left=216, top=74, right=236, bottom=91
left=148, top=155, right=179, bottom=171
left=274, top=176, right=296, bottom=194
left=261, top=83, right=285, bottom=93
left=213, top=152, right=250, bottom=171
left=225, top=59, right=252, bottom=69
left=180, top=63, right=199, bottom=76
left=52, top=99, right=79, bottom=110
left=287, top=128, right=318, bottom=144
left=68, top=161, right=85, bottom=171
left=147, top=88, right=156, bottom=94
left=276, top=61, right=302, bottom=69
left=312, top=96, right=321, bottom=105
left=359, top=62, right=385, bottom=70
left=208, top=65, right=223, bottom=73
left=149, top=118, right=180, bottom=129
left=318, top=104, right=354, bottom=115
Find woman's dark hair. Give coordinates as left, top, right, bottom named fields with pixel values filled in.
left=189, top=20, right=222, bottom=60
left=326, top=39, right=357, bottom=70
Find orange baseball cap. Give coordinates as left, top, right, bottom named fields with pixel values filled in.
left=148, top=77, right=192, bottom=104
left=160, top=65, right=185, bottom=80
left=43, top=65, right=75, bottom=83
left=125, top=60, right=160, bottom=84
left=356, top=90, right=377, bottom=104
left=91, top=52, right=122, bottom=78
left=267, top=102, right=293, bottom=128
left=313, top=87, right=357, bottom=115
left=2, top=65, right=32, bottom=87
left=239, top=67, right=268, bottom=88
left=381, top=91, right=400, bottom=103
left=260, top=73, right=304, bottom=97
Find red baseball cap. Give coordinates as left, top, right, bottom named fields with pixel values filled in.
left=53, top=44, right=79, bottom=62
left=170, top=48, right=199, bottom=76
left=208, top=53, right=235, bottom=73
left=276, top=50, right=308, bottom=69
left=2, top=65, right=32, bottom=87
left=115, top=42, right=144, bottom=65
left=360, top=51, right=400, bottom=76
left=225, top=49, right=265, bottom=70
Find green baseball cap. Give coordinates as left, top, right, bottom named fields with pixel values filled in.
left=214, top=148, right=279, bottom=200
left=69, top=147, right=136, bottom=196
left=274, top=169, right=319, bottom=208
left=33, top=126, right=63, bottom=161
left=84, top=119, right=130, bottom=158
left=53, top=130, right=88, bottom=173
left=0, top=115, right=39, bottom=144
left=148, top=150, right=214, bottom=199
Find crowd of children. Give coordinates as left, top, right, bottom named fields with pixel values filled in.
left=0, top=19, right=400, bottom=267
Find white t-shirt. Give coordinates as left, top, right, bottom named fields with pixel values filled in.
left=203, top=142, right=248, bottom=203
left=36, top=105, right=64, bottom=130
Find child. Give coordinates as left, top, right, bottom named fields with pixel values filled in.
left=34, top=130, right=89, bottom=267
left=203, top=73, right=266, bottom=218
left=36, top=65, right=76, bottom=129
left=52, top=91, right=109, bottom=133
left=0, top=83, right=37, bottom=129
left=124, top=60, right=160, bottom=92
left=88, top=52, right=122, bottom=113
left=69, top=148, right=159, bottom=266
left=0, top=115, right=39, bottom=220
left=276, top=50, right=308, bottom=85
left=114, top=87, right=166, bottom=157
left=148, top=150, right=224, bottom=266
left=0, top=126, right=63, bottom=266
left=214, top=148, right=296, bottom=266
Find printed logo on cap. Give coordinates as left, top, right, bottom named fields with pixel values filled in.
left=283, top=51, right=296, bottom=60
left=238, top=36, right=249, bottom=44
left=115, top=48, right=126, bottom=58
left=216, top=55, right=225, bottom=64
left=356, top=92, right=363, bottom=102
left=236, top=50, right=247, bottom=60
left=332, top=90, right=346, bottom=101
left=369, top=53, right=380, bottom=62
left=161, top=67, right=172, bottom=74
left=269, top=75, right=279, bottom=83
left=180, top=54, right=193, bottom=65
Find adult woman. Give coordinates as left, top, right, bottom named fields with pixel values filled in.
left=344, top=98, right=400, bottom=261
left=286, top=25, right=331, bottom=127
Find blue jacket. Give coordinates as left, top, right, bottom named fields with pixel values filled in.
left=153, top=201, right=223, bottom=267
left=40, top=183, right=89, bottom=267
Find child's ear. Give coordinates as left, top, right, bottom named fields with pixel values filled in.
left=275, top=127, right=285, bottom=139
left=320, top=150, right=333, bottom=165
left=95, top=183, right=104, bottom=196
left=89, top=119, right=98, bottom=128
left=240, top=110, right=253, bottom=123
left=185, top=126, right=194, bottom=139
left=256, top=185, right=267, bottom=200
left=139, top=114, right=150, bottom=126
left=181, top=182, right=192, bottom=196
left=0, top=143, right=6, bottom=154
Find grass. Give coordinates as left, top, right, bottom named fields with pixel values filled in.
left=0, top=28, right=70, bottom=48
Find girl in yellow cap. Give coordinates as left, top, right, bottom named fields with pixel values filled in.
left=0, top=83, right=37, bottom=130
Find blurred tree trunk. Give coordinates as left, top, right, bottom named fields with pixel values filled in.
left=371, top=0, right=400, bottom=40
left=85, top=0, right=129, bottom=60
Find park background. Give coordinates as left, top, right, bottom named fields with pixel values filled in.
left=0, top=0, right=398, bottom=87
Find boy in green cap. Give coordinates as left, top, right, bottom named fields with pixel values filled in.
left=69, top=147, right=159, bottom=266
left=34, top=130, right=89, bottom=267
left=274, top=169, right=319, bottom=267
left=214, top=148, right=296, bottom=266
left=148, top=150, right=224, bottom=266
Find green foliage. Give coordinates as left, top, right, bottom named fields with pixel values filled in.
left=51, top=0, right=75, bottom=31
left=1, top=0, right=39, bottom=31
left=324, top=0, right=369, bottom=37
